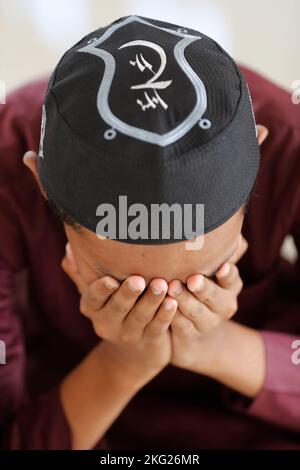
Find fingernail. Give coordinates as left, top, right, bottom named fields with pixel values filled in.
left=189, top=275, right=204, bottom=292
left=104, top=279, right=119, bottom=290
left=164, top=298, right=176, bottom=310
left=151, top=285, right=164, bottom=296
left=171, top=281, right=183, bottom=296
left=128, top=280, right=143, bottom=292
left=217, top=262, right=231, bottom=278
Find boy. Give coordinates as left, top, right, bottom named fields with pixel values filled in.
left=0, top=15, right=299, bottom=449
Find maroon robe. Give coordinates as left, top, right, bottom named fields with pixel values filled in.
left=0, top=66, right=300, bottom=449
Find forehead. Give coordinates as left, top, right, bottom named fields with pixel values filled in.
left=68, top=208, right=243, bottom=284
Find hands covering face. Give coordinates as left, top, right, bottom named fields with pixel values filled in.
left=61, top=234, right=248, bottom=376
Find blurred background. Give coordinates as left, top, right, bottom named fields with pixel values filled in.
left=1, top=0, right=299, bottom=258
left=1, top=0, right=299, bottom=91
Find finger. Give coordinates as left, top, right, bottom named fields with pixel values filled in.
left=144, top=296, right=177, bottom=338
left=215, top=262, right=243, bottom=294
left=100, top=275, right=146, bottom=325
left=256, top=124, right=269, bottom=145
left=229, top=235, right=248, bottom=265
left=121, top=279, right=168, bottom=342
left=65, top=243, right=78, bottom=271
left=23, top=150, right=37, bottom=163
left=170, top=310, right=197, bottom=336
left=80, top=275, right=120, bottom=315
left=61, top=255, right=87, bottom=294
left=168, top=280, right=222, bottom=330
left=23, top=151, right=48, bottom=198
left=66, top=242, right=87, bottom=293
left=185, top=275, right=237, bottom=319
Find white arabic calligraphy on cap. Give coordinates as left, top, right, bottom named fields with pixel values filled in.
left=78, top=15, right=211, bottom=147
left=119, top=40, right=172, bottom=111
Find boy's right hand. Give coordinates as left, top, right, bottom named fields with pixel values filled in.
left=61, top=243, right=178, bottom=388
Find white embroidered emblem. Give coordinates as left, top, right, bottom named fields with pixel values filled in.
left=119, top=40, right=172, bottom=111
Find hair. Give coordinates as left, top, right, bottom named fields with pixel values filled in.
left=46, top=197, right=81, bottom=230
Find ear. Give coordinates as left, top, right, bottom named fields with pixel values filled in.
left=256, top=124, right=269, bottom=146
left=23, top=151, right=48, bottom=199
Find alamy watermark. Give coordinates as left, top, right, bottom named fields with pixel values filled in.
left=0, top=80, right=6, bottom=104
left=0, top=340, right=6, bottom=365
left=291, top=80, right=300, bottom=105
left=291, top=339, right=300, bottom=365
left=95, top=196, right=205, bottom=251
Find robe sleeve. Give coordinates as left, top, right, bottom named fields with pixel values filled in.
left=0, top=82, right=109, bottom=449
left=222, top=127, right=300, bottom=433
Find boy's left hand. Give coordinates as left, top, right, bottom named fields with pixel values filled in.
left=168, top=235, right=248, bottom=374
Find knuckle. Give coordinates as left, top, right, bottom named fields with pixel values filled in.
left=170, top=320, right=179, bottom=330
left=187, top=310, right=197, bottom=320
left=229, top=265, right=239, bottom=281
left=197, top=303, right=207, bottom=315
left=93, top=322, right=106, bottom=339
left=94, top=279, right=106, bottom=295
left=146, top=324, right=164, bottom=337
left=120, top=332, right=135, bottom=344
left=90, top=284, right=103, bottom=302
left=79, top=299, right=90, bottom=317
left=182, top=323, right=193, bottom=334
left=157, top=307, right=173, bottom=322
left=172, top=317, right=191, bottom=333
left=243, top=238, right=249, bottom=249
left=231, top=263, right=239, bottom=274
left=200, top=317, right=217, bottom=333
left=210, top=315, right=220, bottom=329
left=188, top=307, right=202, bottom=320
left=170, top=310, right=180, bottom=323
left=237, top=278, right=243, bottom=292
left=61, top=259, right=71, bottom=277
left=145, top=328, right=158, bottom=338
left=146, top=315, right=169, bottom=337
left=171, top=316, right=183, bottom=329
left=110, top=296, right=129, bottom=316
left=207, top=285, right=216, bottom=301
left=227, top=299, right=238, bottom=317
left=133, top=311, right=149, bottom=325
